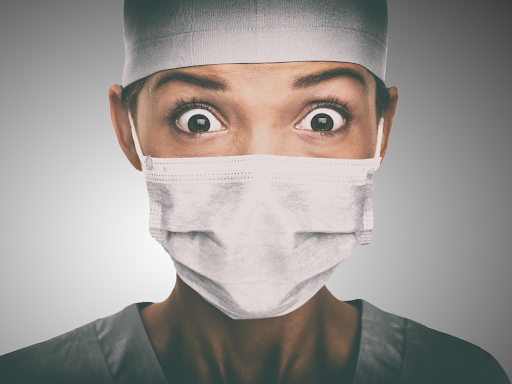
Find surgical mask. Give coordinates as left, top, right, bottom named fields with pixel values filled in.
left=130, top=115, right=383, bottom=319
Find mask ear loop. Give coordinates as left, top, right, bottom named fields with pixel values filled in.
left=356, top=117, right=384, bottom=245
left=374, top=117, right=384, bottom=160
left=128, top=113, right=153, bottom=171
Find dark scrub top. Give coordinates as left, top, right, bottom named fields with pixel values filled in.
left=0, top=300, right=509, bottom=384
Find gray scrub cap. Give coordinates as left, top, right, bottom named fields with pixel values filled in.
left=122, top=0, right=388, bottom=87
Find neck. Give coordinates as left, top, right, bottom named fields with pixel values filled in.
left=141, top=275, right=360, bottom=384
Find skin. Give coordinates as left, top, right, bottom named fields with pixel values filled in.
left=109, top=61, right=398, bottom=384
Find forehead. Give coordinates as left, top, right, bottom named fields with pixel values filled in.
left=148, top=62, right=374, bottom=92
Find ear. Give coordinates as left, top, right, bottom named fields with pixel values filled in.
left=108, top=83, right=142, bottom=171
left=379, top=85, right=398, bottom=163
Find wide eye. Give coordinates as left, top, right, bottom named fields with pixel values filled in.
left=295, top=108, right=346, bottom=132
left=176, top=109, right=224, bottom=133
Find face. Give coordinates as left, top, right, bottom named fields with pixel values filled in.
left=110, top=62, right=398, bottom=168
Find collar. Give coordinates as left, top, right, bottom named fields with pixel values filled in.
left=94, top=302, right=168, bottom=384
left=93, top=300, right=406, bottom=384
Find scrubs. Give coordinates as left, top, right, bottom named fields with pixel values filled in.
left=0, top=300, right=509, bottom=383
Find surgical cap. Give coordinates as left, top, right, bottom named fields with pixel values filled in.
left=122, top=0, right=388, bottom=87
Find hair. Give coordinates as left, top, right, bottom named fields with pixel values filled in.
left=121, top=76, right=148, bottom=120
left=374, top=74, right=391, bottom=118
left=121, top=71, right=391, bottom=120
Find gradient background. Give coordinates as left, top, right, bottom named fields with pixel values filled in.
left=1, top=0, right=511, bottom=376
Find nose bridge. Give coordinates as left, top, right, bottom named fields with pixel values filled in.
left=244, top=118, right=281, bottom=155
left=237, top=115, right=291, bottom=156
left=234, top=88, right=289, bottom=156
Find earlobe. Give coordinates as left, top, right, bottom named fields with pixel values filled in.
left=108, top=83, right=142, bottom=171
left=379, top=86, right=398, bottom=163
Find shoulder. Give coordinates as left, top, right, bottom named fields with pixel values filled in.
left=401, top=317, right=509, bottom=384
left=0, top=303, right=166, bottom=384
left=0, top=317, right=113, bottom=384
left=354, top=300, right=510, bottom=384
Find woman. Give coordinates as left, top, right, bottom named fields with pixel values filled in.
left=0, top=0, right=510, bottom=383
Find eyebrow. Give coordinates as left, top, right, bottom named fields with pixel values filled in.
left=292, top=68, right=367, bottom=89
left=153, top=72, right=231, bottom=92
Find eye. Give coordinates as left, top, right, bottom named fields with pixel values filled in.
left=176, top=109, right=224, bottom=133
left=295, top=108, right=346, bottom=132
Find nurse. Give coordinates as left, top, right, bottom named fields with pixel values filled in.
left=0, top=0, right=509, bottom=383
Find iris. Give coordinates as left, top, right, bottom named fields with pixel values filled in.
left=188, top=114, right=210, bottom=132
left=311, top=113, right=333, bottom=131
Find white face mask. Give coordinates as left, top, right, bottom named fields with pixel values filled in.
left=130, top=115, right=383, bottom=319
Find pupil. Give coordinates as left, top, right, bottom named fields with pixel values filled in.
left=311, top=113, right=333, bottom=131
left=188, top=114, right=210, bottom=132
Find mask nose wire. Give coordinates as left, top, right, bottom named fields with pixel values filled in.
left=374, top=117, right=384, bottom=159
left=128, top=113, right=147, bottom=168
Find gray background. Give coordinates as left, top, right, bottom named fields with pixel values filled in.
left=1, top=0, right=510, bottom=377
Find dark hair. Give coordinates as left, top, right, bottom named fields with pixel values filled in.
left=121, top=76, right=149, bottom=120
left=374, top=73, right=391, bottom=118
left=121, top=71, right=391, bottom=120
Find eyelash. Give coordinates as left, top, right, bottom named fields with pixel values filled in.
left=168, top=98, right=219, bottom=139
left=301, top=96, right=354, bottom=138
left=167, top=95, right=354, bottom=139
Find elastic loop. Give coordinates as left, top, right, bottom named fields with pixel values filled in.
left=374, top=118, right=384, bottom=159
left=128, top=113, right=145, bottom=162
